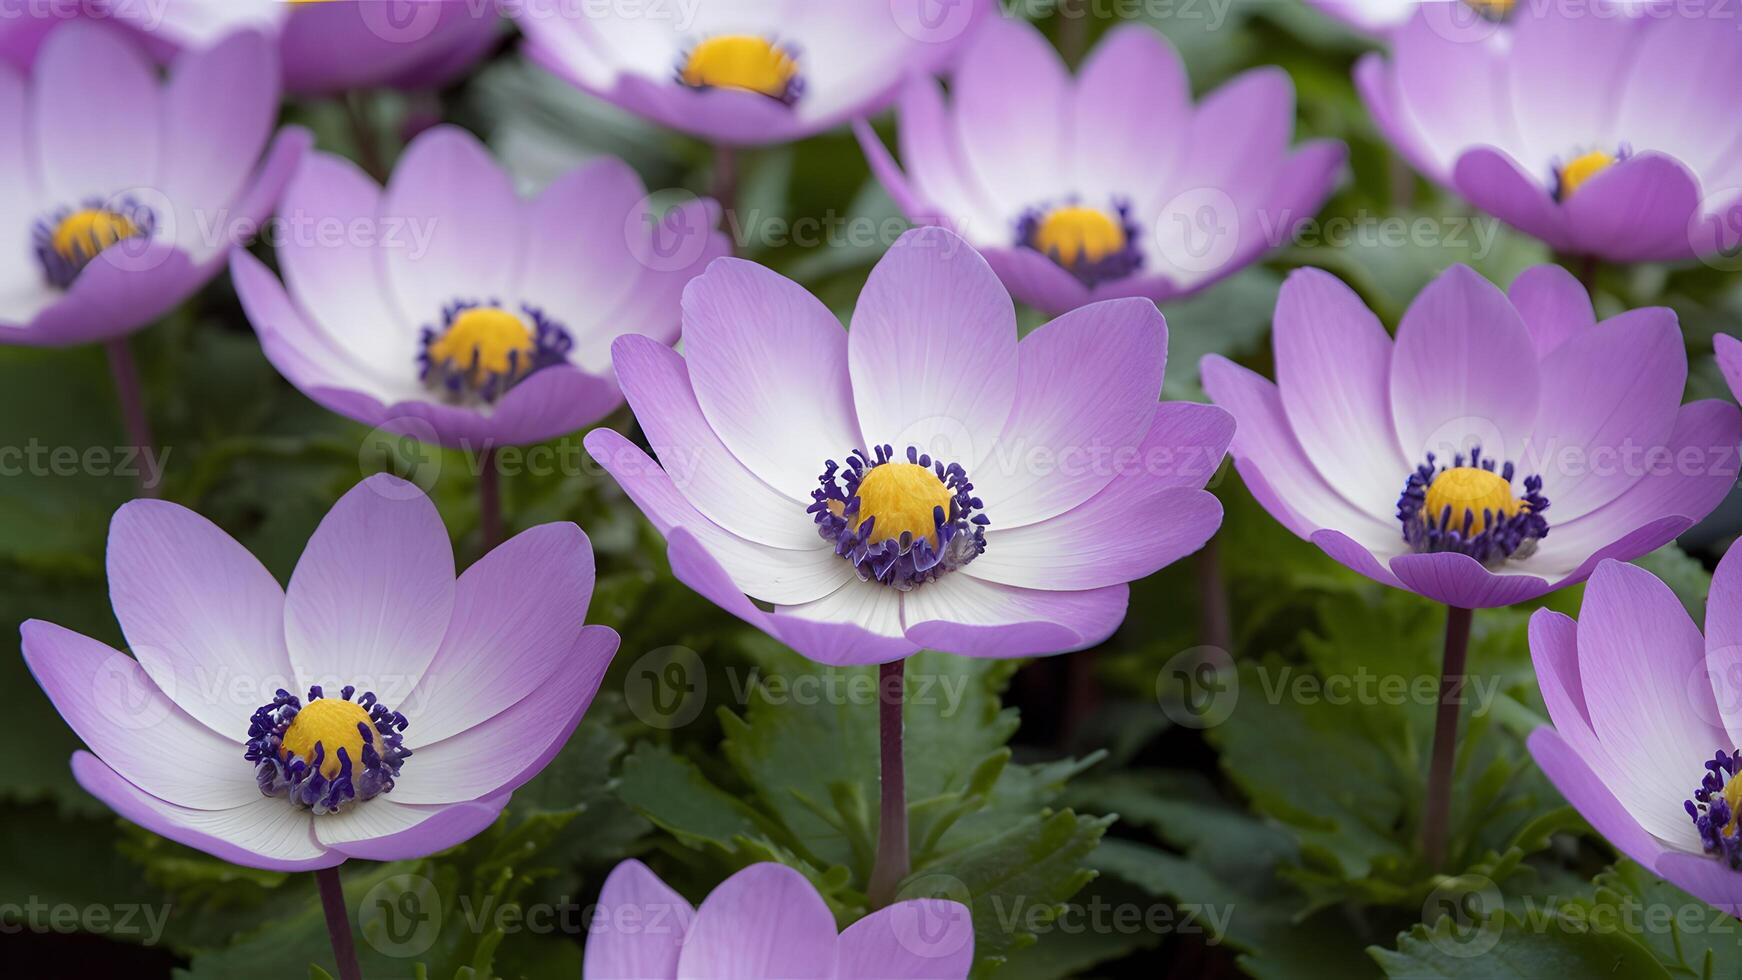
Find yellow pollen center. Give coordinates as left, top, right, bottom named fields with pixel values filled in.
left=280, top=699, right=380, bottom=780
left=428, top=307, right=537, bottom=382
left=52, top=209, right=140, bottom=264
left=1559, top=151, right=1617, bottom=199
left=681, top=35, right=798, bottom=99
left=1724, top=774, right=1742, bottom=836
left=1463, top=0, right=1516, bottom=16
left=1032, top=207, right=1126, bottom=267
left=1423, top=466, right=1524, bottom=536
left=845, top=463, right=952, bottom=546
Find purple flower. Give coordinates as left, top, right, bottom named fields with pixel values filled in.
left=0, top=1, right=501, bottom=95
left=1202, top=262, right=1741, bottom=609
left=232, top=125, right=728, bottom=450
left=1357, top=0, right=1742, bottom=263
left=1528, top=553, right=1742, bottom=916
left=856, top=18, right=1344, bottom=316
left=587, top=226, right=1232, bottom=666
left=1716, top=334, right=1742, bottom=405
left=585, top=860, right=973, bottom=978
left=513, top=0, right=988, bottom=147
left=0, top=23, right=308, bottom=348
left=19, top=474, right=618, bottom=871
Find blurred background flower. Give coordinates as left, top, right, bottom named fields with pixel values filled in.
left=858, top=16, right=1344, bottom=314
left=1357, top=0, right=1742, bottom=264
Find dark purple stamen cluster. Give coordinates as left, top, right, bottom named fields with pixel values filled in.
left=32, top=197, right=157, bottom=289
left=1687, top=749, right=1742, bottom=870
left=417, top=300, right=573, bottom=406
left=673, top=39, right=805, bottom=105
left=1015, top=199, right=1144, bottom=289
left=1396, top=446, right=1549, bottom=566
left=244, top=684, right=409, bottom=815
left=808, top=444, right=987, bottom=591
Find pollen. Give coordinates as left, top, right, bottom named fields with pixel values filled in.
left=680, top=35, right=799, bottom=100
left=1557, top=151, right=1616, bottom=200
left=426, top=307, right=537, bottom=386
left=1031, top=206, right=1128, bottom=268
left=843, top=462, right=953, bottom=546
left=1423, top=466, right=1523, bottom=536
left=1463, top=0, right=1516, bottom=17
left=51, top=209, right=141, bottom=265
left=281, top=698, right=380, bottom=780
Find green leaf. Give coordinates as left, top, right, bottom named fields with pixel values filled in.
left=1571, top=860, right=1742, bottom=977
left=1372, top=911, right=1673, bottom=979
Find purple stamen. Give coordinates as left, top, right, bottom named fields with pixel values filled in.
left=1687, top=749, right=1742, bottom=870
left=417, top=299, right=575, bottom=406
left=1015, top=198, right=1144, bottom=289
left=1396, top=446, right=1549, bottom=566
left=808, top=443, right=986, bottom=591
left=244, top=684, right=410, bottom=816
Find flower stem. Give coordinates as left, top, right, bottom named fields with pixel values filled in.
left=315, top=866, right=363, bottom=980
left=479, top=445, right=503, bottom=551
left=1577, top=254, right=1601, bottom=293
left=1422, top=604, right=1473, bottom=870
left=867, top=658, right=909, bottom=908
left=1195, top=534, right=1233, bottom=654
left=104, top=336, right=160, bottom=498
left=712, top=143, right=738, bottom=257
left=344, top=91, right=389, bottom=184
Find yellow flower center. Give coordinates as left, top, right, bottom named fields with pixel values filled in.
left=281, top=698, right=381, bottom=780
left=1031, top=206, right=1127, bottom=268
left=51, top=209, right=141, bottom=265
left=1423, top=466, right=1524, bottom=537
left=1558, top=151, right=1617, bottom=199
left=1463, top=0, right=1516, bottom=17
left=1725, top=773, right=1742, bottom=837
left=680, top=35, right=798, bottom=99
left=427, top=307, right=538, bottom=385
left=843, top=462, right=952, bottom=546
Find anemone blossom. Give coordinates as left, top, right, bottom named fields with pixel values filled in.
left=0, top=0, right=502, bottom=95
left=513, top=0, right=987, bottom=146
left=585, top=860, right=973, bottom=979
left=20, top=474, right=617, bottom=870
left=856, top=17, right=1343, bottom=315
left=587, top=226, right=1232, bottom=666
left=1202, top=262, right=1741, bottom=609
left=1529, top=553, right=1742, bottom=916
left=1357, top=0, right=1742, bottom=263
left=232, top=124, right=727, bottom=450
left=0, top=22, right=306, bottom=347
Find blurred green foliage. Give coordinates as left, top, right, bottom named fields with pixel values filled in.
left=8, top=3, right=1742, bottom=978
